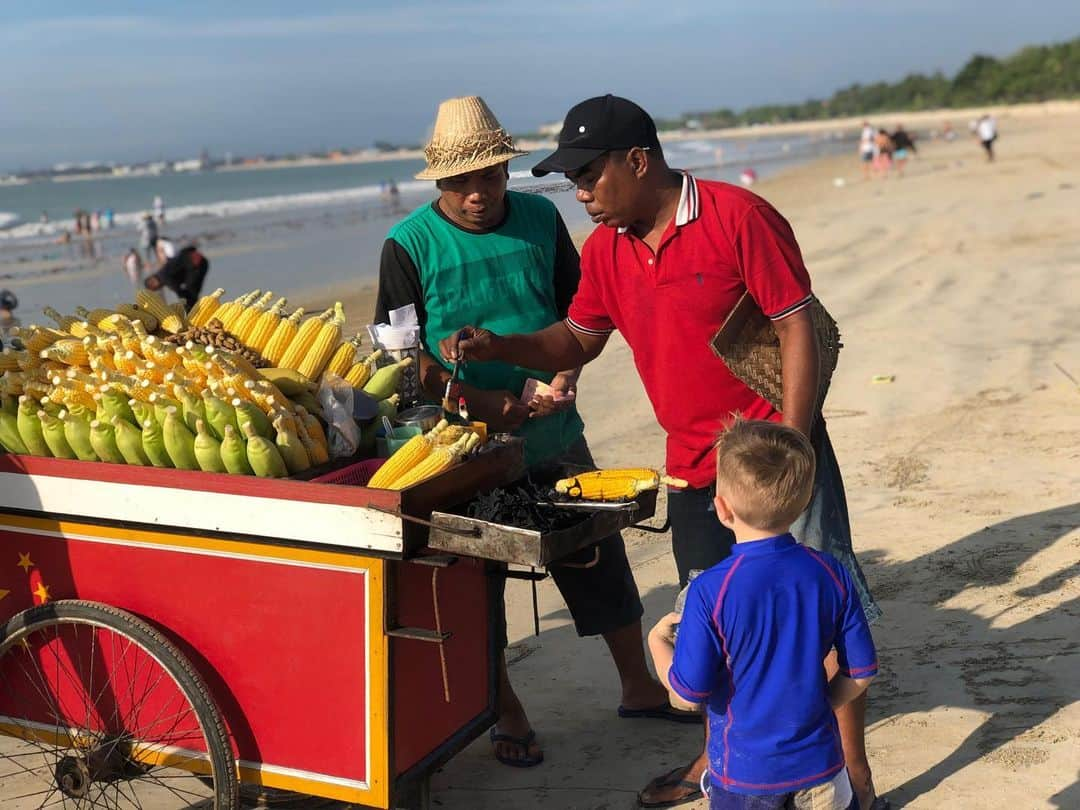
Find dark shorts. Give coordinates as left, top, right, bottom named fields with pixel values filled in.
left=492, top=436, right=644, bottom=649
left=668, top=420, right=880, bottom=623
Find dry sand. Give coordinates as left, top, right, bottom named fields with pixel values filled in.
left=317, top=110, right=1078, bottom=809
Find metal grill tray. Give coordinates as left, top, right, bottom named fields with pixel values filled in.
left=425, top=489, right=657, bottom=567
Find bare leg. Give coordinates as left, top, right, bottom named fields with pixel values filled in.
left=637, top=724, right=708, bottom=806
left=826, top=649, right=877, bottom=809
left=602, top=619, right=670, bottom=708
left=493, top=652, right=541, bottom=764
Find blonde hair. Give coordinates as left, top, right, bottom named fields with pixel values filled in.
left=715, top=418, right=816, bottom=530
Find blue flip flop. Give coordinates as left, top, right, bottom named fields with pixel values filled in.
left=489, top=727, right=544, bottom=768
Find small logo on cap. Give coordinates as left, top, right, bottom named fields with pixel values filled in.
left=578, top=126, right=586, bottom=133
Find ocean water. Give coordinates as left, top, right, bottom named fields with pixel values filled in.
left=0, top=132, right=852, bottom=319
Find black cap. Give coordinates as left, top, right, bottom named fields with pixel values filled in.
left=532, top=94, right=660, bottom=177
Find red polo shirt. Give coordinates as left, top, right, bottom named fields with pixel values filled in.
left=567, top=174, right=812, bottom=488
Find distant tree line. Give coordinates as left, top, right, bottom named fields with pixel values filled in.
left=656, top=36, right=1080, bottom=131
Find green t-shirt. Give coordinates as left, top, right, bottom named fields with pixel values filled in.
left=380, top=192, right=584, bottom=466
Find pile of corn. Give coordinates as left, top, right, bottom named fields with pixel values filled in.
left=366, top=420, right=482, bottom=490
left=553, top=468, right=689, bottom=502
left=0, top=291, right=337, bottom=477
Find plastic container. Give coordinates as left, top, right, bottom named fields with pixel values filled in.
left=376, top=424, right=422, bottom=458
left=395, top=405, right=443, bottom=432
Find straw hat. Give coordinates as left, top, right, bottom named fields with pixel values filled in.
left=415, top=96, right=528, bottom=181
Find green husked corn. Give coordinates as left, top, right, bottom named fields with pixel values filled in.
left=0, top=410, right=30, bottom=454
left=193, top=419, right=227, bottom=473
left=112, top=416, right=150, bottom=465
left=202, top=390, right=235, bottom=441
left=61, top=410, right=98, bottom=461
left=38, top=410, right=77, bottom=459
left=272, top=416, right=310, bottom=474
left=141, top=419, right=174, bottom=468
left=129, top=399, right=155, bottom=427
left=242, top=421, right=287, bottom=478
left=17, top=397, right=51, bottom=456
left=232, top=398, right=272, bottom=438
left=361, top=357, right=410, bottom=400
left=220, top=424, right=253, bottom=475
left=151, top=394, right=182, bottom=426
left=177, top=389, right=207, bottom=434
left=162, top=407, right=199, bottom=471
left=99, top=386, right=136, bottom=425
left=89, top=419, right=125, bottom=464
left=38, top=396, right=63, bottom=418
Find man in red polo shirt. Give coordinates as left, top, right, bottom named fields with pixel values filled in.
left=439, top=96, right=883, bottom=810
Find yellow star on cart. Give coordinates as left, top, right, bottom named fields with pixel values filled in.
left=0, top=587, right=9, bottom=602
left=32, top=582, right=50, bottom=604
left=17, top=552, right=34, bottom=573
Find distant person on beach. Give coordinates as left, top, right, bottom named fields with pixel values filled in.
left=153, top=195, right=166, bottom=225
left=388, top=179, right=401, bottom=212
left=440, top=94, right=883, bottom=810
left=859, top=121, right=875, bottom=179
left=104, top=208, right=115, bottom=229
left=90, top=210, right=101, bottom=232
left=40, top=210, right=49, bottom=225
left=155, top=236, right=178, bottom=265
left=376, top=95, right=676, bottom=772
left=139, top=213, right=158, bottom=265
left=873, top=129, right=893, bottom=178
left=976, top=114, right=998, bottom=162
left=650, top=419, right=876, bottom=810
left=890, top=125, right=917, bottom=177
left=0, top=289, right=19, bottom=345
left=942, top=121, right=956, bottom=142
left=73, top=209, right=84, bottom=236
left=145, top=245, right=209, bottom=310
left=122, top=248, right=144, bottom=287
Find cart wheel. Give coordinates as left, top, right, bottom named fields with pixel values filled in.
left=0, top=599, right=238, bottom=809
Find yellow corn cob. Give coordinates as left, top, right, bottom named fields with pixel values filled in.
left=261, top=307, right=305, bottom=366
left=322, top=337, right=359, bottom=380
left=388, top=433, right=477, bottom=490
left=18, top=325, right=68, bottom=354
left=293, top=415, right=329, bottom=466
left=243, top=298, right=286, bottom=352
left=209, top=293, right=246, bottom=332
left=49, top=379, right=97, bottom=411
left=1, top=348, right=24, bottom=371
left=278, top=307, right=333, bottom=371
left=367, top=420, right=449, bottom=488
left=293, top=404, right=327, bottom=449
left=231, top=291, right=274, bottom=343
left=188, top=287, right=226, bottom=328
left=135, top=290, right=184, bottom=334
left=43, top=307, right=80, bottom=332
left=168, top=301, right=189, bottom=329
left=343, top=349, right=383, bottom=387
left=116, top=302, right=158, bottom=333
left=553, top=468, right=688, bottom=501
left=98, top=314, right=131, bottom=334
left=219, top=289, right=262, bottom=332
left=41, top=339, right=89, bottom=366
left=295, top=304, right=344, bottom=379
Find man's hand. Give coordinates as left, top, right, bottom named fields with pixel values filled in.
left=439, top=326, right=500, bottom=364
left=144, top=274, right=162, bottom=291
left=528, top=369, right=579, bottom=418
left=467, top=388, right=530, bottom=432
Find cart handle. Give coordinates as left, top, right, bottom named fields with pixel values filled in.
left=368, top=505, right=482, bottom=538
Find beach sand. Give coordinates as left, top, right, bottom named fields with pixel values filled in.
left=305, top=109, right=1080, bottom=808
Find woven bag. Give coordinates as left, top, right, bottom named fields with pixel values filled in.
left=709, top=292, right=842, bottom=412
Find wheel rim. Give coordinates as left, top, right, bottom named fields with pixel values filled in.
left=0, top=615, right=226, bottom=809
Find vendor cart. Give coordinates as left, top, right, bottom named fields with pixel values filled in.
left=0, top=440, right=657, bottom=809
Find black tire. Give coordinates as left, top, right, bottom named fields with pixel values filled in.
left=0, top=599, right=238, bottom=809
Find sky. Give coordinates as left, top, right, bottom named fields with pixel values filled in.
left=2, top=1, right=1078, bottom=172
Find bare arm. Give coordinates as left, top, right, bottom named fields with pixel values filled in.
left=647, top=614, right=701, bottom=712
left=439, top=321, right=608, bottom=373
left=828, top=672, right=874, bottom=711
left=772, top=307, right=818, bottom=437
left=417, top=349, right=529, bottom=432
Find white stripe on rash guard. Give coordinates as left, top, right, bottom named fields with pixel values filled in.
left=768, top=294, right=814, bottom=320
left=566, top=317, right=614, bottom=336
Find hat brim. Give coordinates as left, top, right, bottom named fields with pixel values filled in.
left=415, top=150, right=528, bottom=181
left=531, top=146, right=608, bottom=177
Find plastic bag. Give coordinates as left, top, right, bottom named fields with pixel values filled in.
left=317, top=373, right=361, bottom=458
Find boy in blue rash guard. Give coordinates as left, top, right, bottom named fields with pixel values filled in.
left=649, top=420, right=878, bottom=810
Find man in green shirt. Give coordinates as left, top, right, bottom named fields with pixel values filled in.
left=376, top=96, right=693, bottom=768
